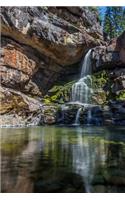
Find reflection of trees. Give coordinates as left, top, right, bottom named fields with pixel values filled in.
left=1, top=128, right=31, bottom=192
left=1, top=126, right=125, bottom=193
left=30, top=127, right=86, bottom=192
left=106, top=143, right=122, bottom=167
left=99, top=129, right=125, bottom=192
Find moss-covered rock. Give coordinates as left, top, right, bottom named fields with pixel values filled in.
left=116, top=90, right=125, bottom=100
left=43, top=81, right=75, bottom=104
left=90, top=70, right=109, bottom=105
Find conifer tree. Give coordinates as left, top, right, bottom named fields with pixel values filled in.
left=103, top=7, right=125, bottom=39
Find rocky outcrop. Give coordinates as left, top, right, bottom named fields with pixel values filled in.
left=1, top=7, right=125, bottom=127
left=92, top=31, right=125, bottom=71
left=1, top=7, right=103, bottom=96
left=0, top=7, right=104, bottom=126
left=0, top=86, right=62, bottom=127
left=0, top=86, right=43, bottom=127
left=91, top=31, right=125, bottom=113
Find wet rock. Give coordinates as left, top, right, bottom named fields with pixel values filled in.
left=108, top=100, right=125, bottom=125
left=42, top=105, right=60, bottom=125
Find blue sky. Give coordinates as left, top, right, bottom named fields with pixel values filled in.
left=98, top=6, right=125, bottom=21
left=99, top=7, right=106, bottom=19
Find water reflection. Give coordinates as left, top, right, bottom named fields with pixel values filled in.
left=1, top=126, right=125, bottom=193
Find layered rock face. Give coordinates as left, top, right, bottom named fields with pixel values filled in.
left=92, top=31, right=125, bottom=70
left=1, top=7, right=103, bottom=95
left=46, top=31, right=125, bottom=126
left=1, top=7, right=125, bottom=126
left=0, top=6, right=104, bottom=126
left=91, top=31, right=125, bottom=101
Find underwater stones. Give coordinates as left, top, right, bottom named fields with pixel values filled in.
left=34, top=172, right=85, bottom=192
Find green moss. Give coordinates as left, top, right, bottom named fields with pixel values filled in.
left=116, top=90, right=125, bottom=100
left=43, top=81, right=75, bottom=104
left=91, top=70, right=109, bottom=105
left=44, top=99, right=51, bottom=104
left=92, top=70, right=108, bottom=89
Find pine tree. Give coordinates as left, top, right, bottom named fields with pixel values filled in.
left=103, top=7, right=125, bottom=39
left=103, top=7, right=115, bottom=39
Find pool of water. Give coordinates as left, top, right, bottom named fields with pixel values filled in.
left=1, top=125, right=125, bottom=193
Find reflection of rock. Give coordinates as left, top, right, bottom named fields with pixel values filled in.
left=1, top=126, right=125, bottom=192
left=34, top=171, right=85, bottom=192
left=102, top=167, right=125, bottom=189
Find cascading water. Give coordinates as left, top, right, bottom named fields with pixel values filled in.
left=71, top=49, right=93, bottom=104
left=74, top=107, right=82, bottom=125
left=71, top=49, right=93, bottom=124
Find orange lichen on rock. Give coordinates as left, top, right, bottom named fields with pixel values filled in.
left=3, top=46, right=36, bottom=76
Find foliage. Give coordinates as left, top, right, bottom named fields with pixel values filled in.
left=103, top=7, right=125, bottom=39
left=116, top=90, right=125, bottom=100
left=43, top=81, right=75, bottom=104
left=89, top=7, right=102, bottom=24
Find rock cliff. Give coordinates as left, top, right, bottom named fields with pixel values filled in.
left=1, top=6, right=125, bottom=126
left=1, top=7, right=103, bottom=95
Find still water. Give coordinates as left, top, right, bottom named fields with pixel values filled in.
left=1, top=126, right=125, bottom=193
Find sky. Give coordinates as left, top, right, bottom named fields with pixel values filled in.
left=99, top=6, right=106, bottom=19
left=98, top=6, right=125, bottom=21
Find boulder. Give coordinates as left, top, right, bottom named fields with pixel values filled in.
left=91, top=31, right=125, bottom=71
left=0, top=86, right=43, bottom=127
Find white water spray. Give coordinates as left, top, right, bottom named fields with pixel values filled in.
left=74, top=107, right=82, bottom=125
left=71, top=49, right=93, bottom=104
left=71, top=49, right=93, bottom=124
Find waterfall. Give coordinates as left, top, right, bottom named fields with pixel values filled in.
left=71, top=49, right=93, bottom=125
left=74, top=108, right=82, bottom=125
left=71, top=49, right=93, bottom=104
left=81, top=49, right=92, bottom=78
left=87, top=108, right=92, bottom=125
